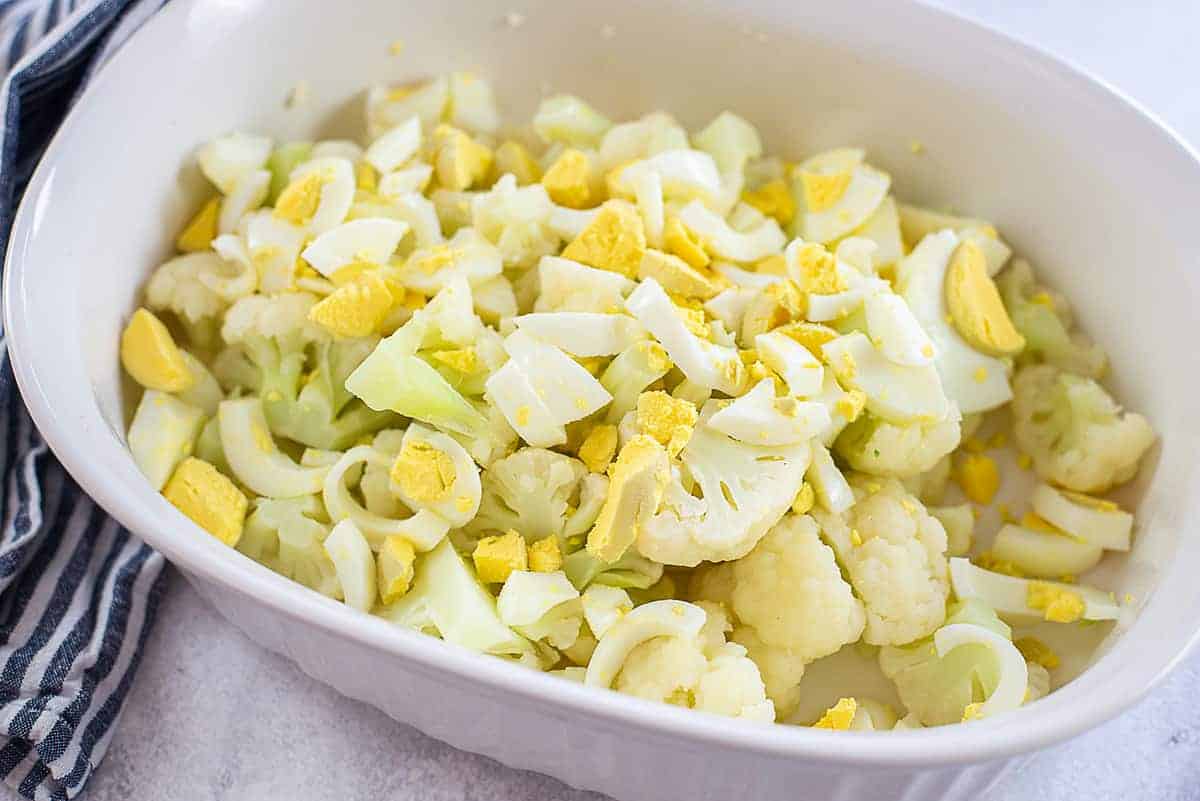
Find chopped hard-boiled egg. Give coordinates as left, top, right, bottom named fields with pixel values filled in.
left=796, top=148, right=890, bottom=244
left=529, top=537, right=564, bottom=573
left=634, top=391, right=698, bottom=456
left=120, top=308, right=195, bottom=392
left=944, top=240, right=1025, bottom=356
left=364, top=115, right=421, bottom=174
left=586, top=435, right=670, bottom=563
left=432, top=124, right=493, bottom=191
left=948, top=558, right=1120, bottom=623
left=301, top=217, right=409, bottom=278
left=378, top=535, right=417, bottom=604
left=473, top=530, right=529, bottom=584
left=541, top=148, right=594, bottom=209
left=1030, top=484, right=1133, bottom=551
left=176, top=197, right=220, bottom=252
left=708, top=379, right=831, bottom=445
left=897, top=230, right=1013, bottom=414
left=577, top=424, right=619, bottom=473
left=561, top=200, right=647, bottom=277
left=822, top=332, right=950, bottom=423
left=278, top=156, right=356, bottom=234
left=513, top=312, right=646, bottom=357
left=308, top=271, right=394, bottom=337
left=163, top=457, right=247, bottom=546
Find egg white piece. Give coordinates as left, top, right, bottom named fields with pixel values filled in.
left=807, top=443, right=854, bottom=514
left=378, top=163, right=434, bottom=197
left=703, top=287, right=757, bottom=332
left=301, top=218, right=410, bottom=278
left=1030, top=484, right=1134, bottom=551
left=195, top=132, right=272, bottom=194
left=853, top=196, right=905, bottom=268
left=754, top=331, right=824, bottom=397
left=448, top=72, right=501, bottom=134
left=614, top=150, right=723, bottom=208
left=865, top=291, right=935, bottom=367
left=485, top=360, right=566, bottom=447
left=514, top=312, right=646, bottom=357
left=218, top=169, right=270, bottom=234
left=629, top=167, right=664, bottom=247
left=391, top=191, right=446, bottom=248
left=677, top=200, right=785, bottom=263
left=289, top=157, right=356, bottom=235
left=713, top=262, right=783, bottom=290
left=501, top=329, right=612, bottom=424
left=708, top=379, right=831, bottom=446
left=365, top=115, right=422, bottom=173
left=535, top=255, right=634, bottom=313
left=800, top=164, right=891, bottom=244
left=547, top=205, right=600, bottom=240
left=397, top=226, right=503, bottom=294
left=244, top=211, right=306, bottom=292
left=822, top=331, right=949, bottom=423
left=366, top=77, right=449, bottom=140
left=896, top=229, right=1013, bottom=414
left=625, top=278, right=744, bottom=395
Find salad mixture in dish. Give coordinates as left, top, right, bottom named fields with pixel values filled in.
left=119, top=71, right=1156, bottom=729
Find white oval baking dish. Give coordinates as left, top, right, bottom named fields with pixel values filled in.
left=5, top=1, right=1200, bottom=799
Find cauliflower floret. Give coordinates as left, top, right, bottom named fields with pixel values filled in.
left=999, top=260, right=1107, bottom=379
left=145, top=253, right=231, bottom=323
left=726, top=626, right=808, bottom=719
left=834, top=407, right=961, bottom=479
left=637, top=402, right=811, bottom=566
left=612, top=601, right=774, bottom=721
left=1012, top=364, right=1155, bottom=493
left=472, top=174, right=561, bottom=269
left=615, top=635, right=708, bottom=706
left=813, top=478, right=949, bottom=646
left=467, top=447, right=591, bottom=545
left=691, top=515, right=865, bottom=716
left=220, top=291, right=326, bottom=346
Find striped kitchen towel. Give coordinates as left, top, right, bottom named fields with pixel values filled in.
left=0, top=1, right=169, bottom=798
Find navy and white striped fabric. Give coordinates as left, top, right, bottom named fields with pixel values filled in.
left=0, top=1, right=169, bottom=798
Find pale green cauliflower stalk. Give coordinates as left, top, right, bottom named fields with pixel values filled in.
left=1012, top=364, right=1156, bottom=493
left=879, top=599, right=1045, bottom=726
left=999, top=259, right=1107, bottom=378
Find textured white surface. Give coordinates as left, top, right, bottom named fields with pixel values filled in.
left=16, top=1, right=1200, bottom=799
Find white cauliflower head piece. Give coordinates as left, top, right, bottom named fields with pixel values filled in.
left=637, top=401, right=811, bottom=566
left=834, top=406, right=962, bottom=479
left=1012, top=364, right=1155, bottom=493
left=691, top=514, right=866, bottom=717
left=601, top=600, right=775, bottom=721
left=813, top=477, right=949, bottom=646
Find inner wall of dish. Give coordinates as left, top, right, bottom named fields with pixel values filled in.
left=59, top=0, right=1187, bottom=699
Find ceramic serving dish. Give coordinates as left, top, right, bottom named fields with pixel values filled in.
left=6, top=1, right=1200, bottom=799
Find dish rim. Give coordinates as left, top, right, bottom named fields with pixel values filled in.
left=5, top=0, right=1200, bottom=769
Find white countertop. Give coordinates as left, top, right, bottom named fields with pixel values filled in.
left=20, top=2, right=1200, bottom=799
